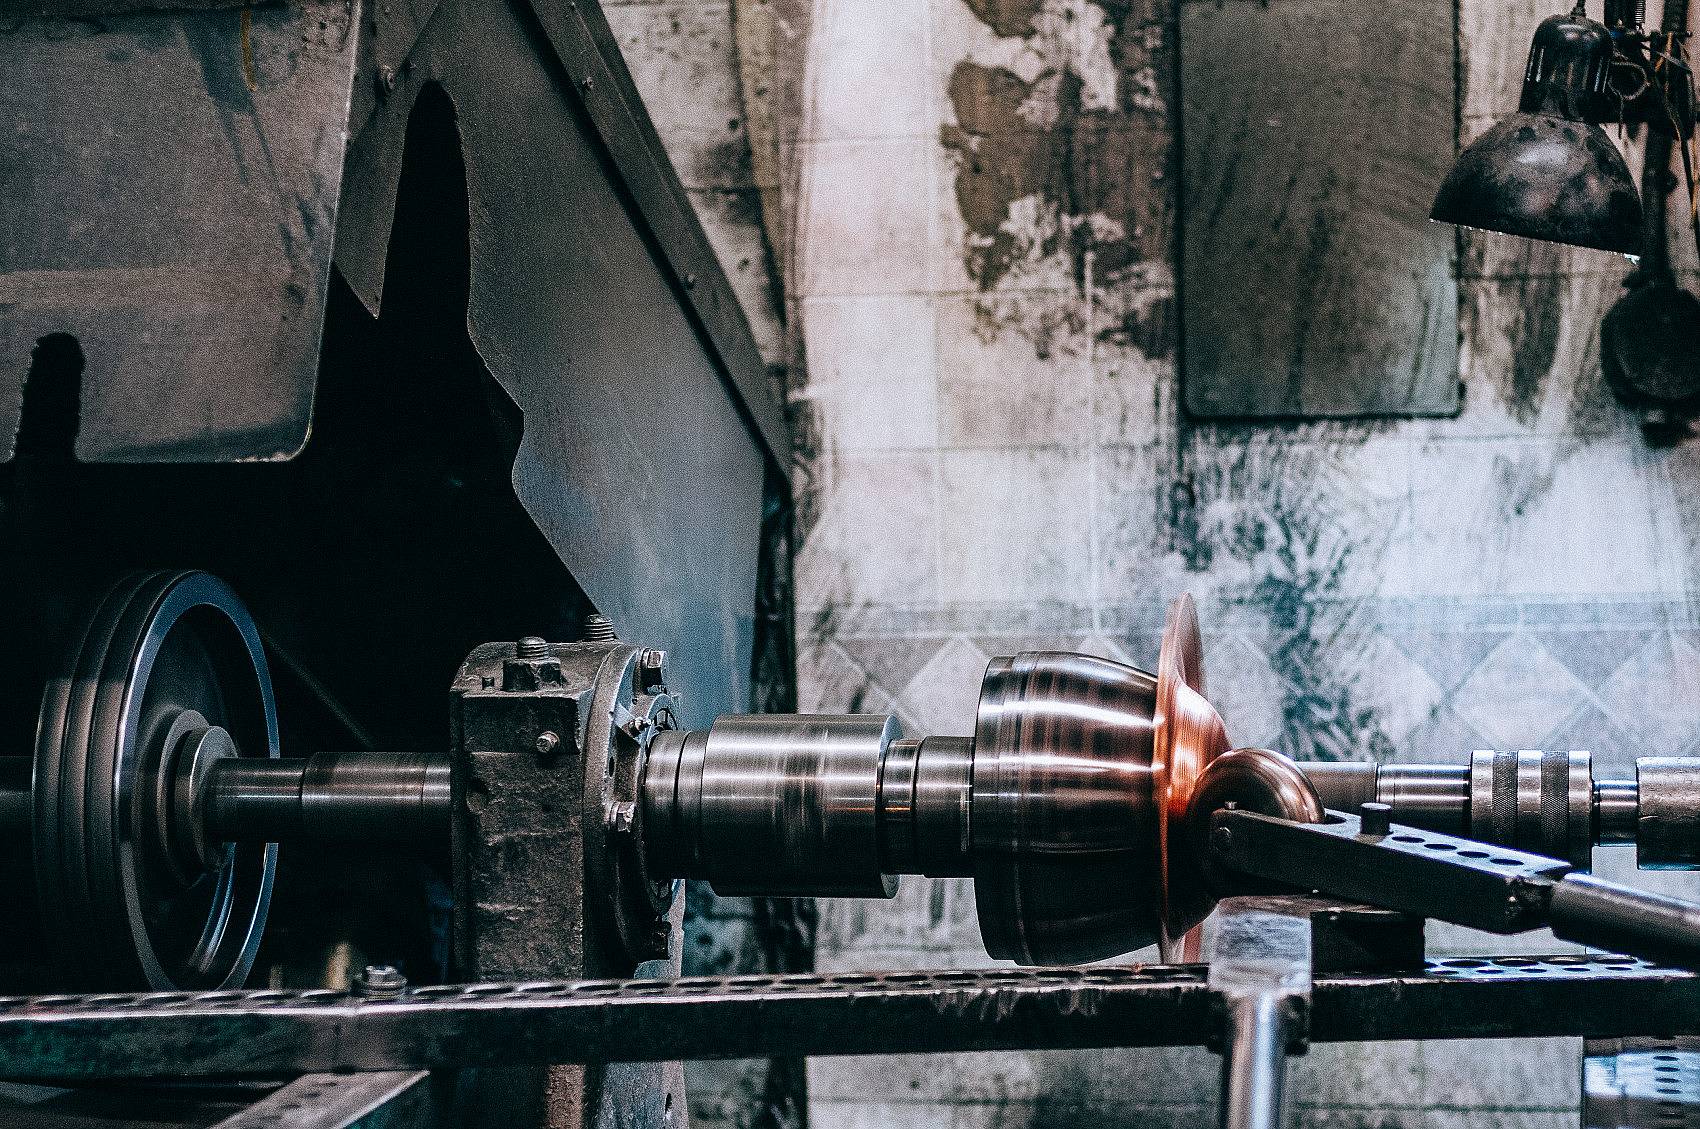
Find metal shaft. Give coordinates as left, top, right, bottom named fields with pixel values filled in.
left=1220, top=993, right=1290, bottom=1129
left=204, top=752, right=451, bottom=853
left=0, top=757, right=30, bottom=840
left=1549, top=873, right=1700, bottom=969
left=1298, top=754, right=1700, bottom=869
left=641, top=717, right=973, bottom=897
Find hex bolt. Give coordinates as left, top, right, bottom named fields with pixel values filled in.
left=516, top=636, right=550, bottom=660
left=1360, top=801, right=1393, bottom=837
left=375, top=64, right=397, bottom=97
left=354, top=964, right=407, bottom=999
left=584, top=614, right=617, bottom=642
left=535, top=730, right=561, bottom=757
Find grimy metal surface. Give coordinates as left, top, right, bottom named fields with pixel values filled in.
left=331, top=0, right=774, bottom=725
left=0, top=957, right=1690, bottom=1082
left=0, top=5, right=360, bottom=461
left=2, top=0, right=785, bottom=725
left=209, top=1072, right=437, bottom=1129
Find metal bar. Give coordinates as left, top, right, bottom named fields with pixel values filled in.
left=1211, top=808, right=1571, bottom=933
left=1208, top=901, right=1312, bottom=1129
left=0, top=958, right=1690, bottom=1082
left=1550, top=873, right=1700, bottom=969
left=1220, top=993, right=1290, bottom=1129
left=210, top=1072, right=437, bottom=1129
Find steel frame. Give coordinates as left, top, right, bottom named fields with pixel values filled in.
left=0, top=955, right=1689, bottom=1085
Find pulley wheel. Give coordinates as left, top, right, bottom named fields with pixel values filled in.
left=34, top=571, right=278, bottom=990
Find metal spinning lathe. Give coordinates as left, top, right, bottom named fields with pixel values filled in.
left=13, top=571, right=1700, bottom=1129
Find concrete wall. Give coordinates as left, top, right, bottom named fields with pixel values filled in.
left=609, top=0, right=1700, bottom=1125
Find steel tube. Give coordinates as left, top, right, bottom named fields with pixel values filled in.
left=1300, top=762, right=1378, bottom=813
left=204, top=752, right=451, bottom=852
left=1550, top=873, right=1700, bottom=969
left=1376, top=765, right=1470, bottom=833
left=879, top=735, right=973, bottom=878
left=204, top=759, right=309, bottom=842
left=643, top=714, right=902, bottom=897
left=1219, top=993, right=1289, bottom=1129
left=1297, top=763, right=1471, bottom=833
left=1637, top=758, right=1700, bottom=868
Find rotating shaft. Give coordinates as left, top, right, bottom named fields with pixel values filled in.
left=203, top=752, right=451, bottom=853
left=0, top=746, right=451, bottom=858
left=1304, top=752, right=1700, bottom=868
left=638, top=721, right=1700, bottom=909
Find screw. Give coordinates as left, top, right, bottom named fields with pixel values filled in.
left=683, top=272, right=698, bottom=289
left=535, top=730, right=561, bottom=756
left=1360, top=801, right=1393, bottom=837
left=354, top=964, right=407, bottom=999
left=517, top=636, right=550, bottom=660
left=580, top=75, right=595, bottom=91
left=375, top=64, right=397, bottom=97
left=584, top=614, right=617, bottom=642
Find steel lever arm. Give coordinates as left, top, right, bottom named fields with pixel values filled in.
left=1208, top=809, right=1700, bottom=968
left=1548, top=874, right=1700, bottom=969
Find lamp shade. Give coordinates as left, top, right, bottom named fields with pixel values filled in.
left=1430, top=112, right=1643, bottom=254
left=1430, top=8, right=1644, bottom=255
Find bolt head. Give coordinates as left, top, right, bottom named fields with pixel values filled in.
left=535, top=730, right=561, bottom=756
left=354, top=964, right=407, bottom=997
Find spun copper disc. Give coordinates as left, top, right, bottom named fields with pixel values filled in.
left=1152, top=593, right=1229, bottom=961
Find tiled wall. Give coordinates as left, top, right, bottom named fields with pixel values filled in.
left=609, top=0, right=1700, bottom=1125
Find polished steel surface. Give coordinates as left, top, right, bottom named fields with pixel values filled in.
left=1376, top=766, right=1471, bottom=834
left=656, top=714, right=901, bottom=897
left=1596, top=778, right=1641, bottom=845
left=877, top=735, right=973, bottom=878
left=1221, top=993, right=1289, bottom=1129
left=1466, top=750, right=1594, bottom=868
left=205, top=753, right=451, bottom=854
left=1154, top=594, right=1230, bottom=959
left=1637, top=758, right=1700, bottom=868
left=1295, top=756, right=1700, bottom=859
left=1299, top=761, right=1378, bottom=813
left=640, top=728, right=708, bottom=880
left=971, top=650, right=1163, bottom=964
